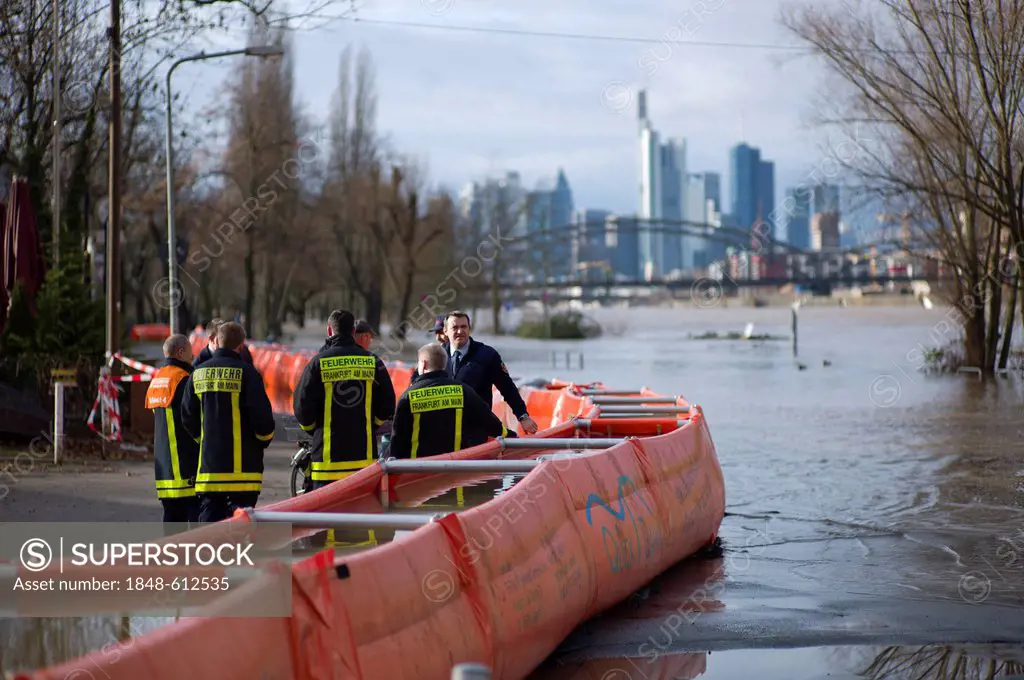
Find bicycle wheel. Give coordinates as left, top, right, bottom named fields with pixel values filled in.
left=290, top=463, right=308, bottom=497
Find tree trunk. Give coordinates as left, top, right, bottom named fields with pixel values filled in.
left=394, top=262, right=415, bottom=340
left=490, top=251, right=502, bottom=335
left=998, top=270, right=1018, bottom=370
left=244, top=230, right=255, bottom=336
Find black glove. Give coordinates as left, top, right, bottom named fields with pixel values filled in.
left=504, top=429, right=518, bottom=438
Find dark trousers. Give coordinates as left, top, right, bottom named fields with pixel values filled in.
left=161, top=496, right=200, bottom=524
left=197, top=492, right=260, bottom=523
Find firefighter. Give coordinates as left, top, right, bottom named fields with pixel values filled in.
left=293, top=309, right=396, bottom=489
left=146, top=334, right=200, bottom=524
left=181, top=321, right=276, bottom=522
left=194, top=318, right=254, bottom=368
left=354, top=319, right=375, bottom=351
left=388, top=343, right=513, bottom=460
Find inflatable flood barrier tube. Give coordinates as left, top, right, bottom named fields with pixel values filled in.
left=18, top=340, right=724, bottom=680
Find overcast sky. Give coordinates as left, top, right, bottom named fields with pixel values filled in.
left=188, top=0, right=853, bottom=219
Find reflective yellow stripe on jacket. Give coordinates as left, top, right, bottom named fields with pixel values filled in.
left=193, top=367, right=262, bottom=493
left=408, top=384, right=464, bottom=459
left=158, top=409, right=194, bottom=498
left=312, top=355, right=377, bottom=481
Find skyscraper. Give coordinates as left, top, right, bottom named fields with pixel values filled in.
left=758, top=159, right=775, bottom=238
left=729, top=143, right=776, bottom=239
left=638, top=90, right=661, bottom=280
left=812, top=183, right=840, bottom=214
left=524, top=169, right=575, bottom=277
left=572, top=208, right=612, bottom=272
left=637, top=90, right=691, bottom=278
left=729, top=143, right=760, bottom=232
left=607, top=215, right=640, bottom=280
left=811, top=212, right=840, bottom=250
left=704, top=172, right=721, bottom=213
left=684, top=173, right=713, bottom=272
left=781, top=187, right=812, bottom=250
left=659, top=138, right=686, bottom=275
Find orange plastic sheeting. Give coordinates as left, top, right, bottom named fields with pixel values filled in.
left=522, top=389, right=563, bottom=431
left=387, top=364, right=413, bottom=395
left=18, top=410, right=723, bottom=680
left=452, top=464, right=594, bottom=680
left=331, top=521, right=494, bottom=678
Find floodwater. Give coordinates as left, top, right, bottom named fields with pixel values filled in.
left=4, top=303, right=1024, bottom=678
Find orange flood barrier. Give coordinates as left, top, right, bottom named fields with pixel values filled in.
left=16, top=334, right=725, bottom=680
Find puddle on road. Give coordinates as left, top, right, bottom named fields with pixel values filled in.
left=290, top=474, right=525, bottom=557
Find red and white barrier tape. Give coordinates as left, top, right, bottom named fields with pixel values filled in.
left=111, top=352, right=157, bottom=375
left=117, top=374, right=152, bottom=382
left=86, top=364, right=123, bottom=442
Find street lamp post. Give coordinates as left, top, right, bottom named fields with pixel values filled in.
left=164, top=44, right=284, bottom=335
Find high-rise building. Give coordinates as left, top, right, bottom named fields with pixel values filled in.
left=684, top=173, right=716, bottom=272
left=729, top=143, right=760, bottom=232
left=459, top=171, right=528, bottom=240
left=572, top=208, right=612, bottom=273
left=729, top=142, right=776, bottom=239
left=758, top=160, right=775, bottom=238
left=812, top=183, right=840, bottom=214
left=781, top=187, right=812, bottom=250
left=704, top=172, right=721, bottom=213
left=550, top=169, right=574, bottom=231
left=524, top=169, right=575, bottom=277
left=811, top=212, right=840, bottom=250
left=638, top=90, right=661, bottom=281
left=637, top=90, right=692, bottom=279
left=659, top=138, right=686, bottom=275
left=606, top=215, right=640, bottom=280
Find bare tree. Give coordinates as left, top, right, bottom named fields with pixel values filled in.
left=781, top=0, right=1024, bottom=374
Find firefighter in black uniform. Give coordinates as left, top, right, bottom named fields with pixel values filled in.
left=389, top=343, right=513, bottom=460
left=293, top=309, right=396, bottom=489
left=181, top=321, right=276, bottom=522
left=146, top=334, right=200, bottom=524
left=193, top=318, right=255, bottom=368
left=444, top=310, right=539, bottom=435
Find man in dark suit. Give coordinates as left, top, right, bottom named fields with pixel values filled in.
left=443, top=310, right=538, bottom=435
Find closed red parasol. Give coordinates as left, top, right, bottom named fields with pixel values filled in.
left=2, top=175, right=47, bottom=328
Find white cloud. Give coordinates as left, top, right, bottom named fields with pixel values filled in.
left=184, top=0, right=847, bottom=217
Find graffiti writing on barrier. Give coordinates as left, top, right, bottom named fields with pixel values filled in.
left=585, top=475, right=660, bottom=574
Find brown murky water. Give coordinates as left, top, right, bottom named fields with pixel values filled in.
left=3, top=305, right=1024, bottom=677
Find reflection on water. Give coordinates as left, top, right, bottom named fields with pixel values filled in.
left=529, top=645, right=1024, bottom=680
left=0, top=616, right=172, bottom=676
left=860, top=645, right=1024, bottom=680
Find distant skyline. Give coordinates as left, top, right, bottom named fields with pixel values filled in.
left=184, top=0, right=856, bottom=220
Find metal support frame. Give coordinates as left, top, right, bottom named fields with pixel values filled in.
left=594, top=413, right=690, bottom=419
left=496, top=437, right=627, bottom=451
left=245, top=509, right=447, bottom=530
left=577, top=389, right=643, bottom=396
left=573, top=417, right=688, bottom=429
left=381, top=459, right=541, bottom=474
left=596, top=405, right=691, bottom=414
left=590, top=396, right=680, bottom=404
left=53, top=382, right=65, bottom=464
left=452, top=663, right=492, bottom=680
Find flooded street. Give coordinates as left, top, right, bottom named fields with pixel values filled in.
left=502, top=304, right=1024, bottom=677
left=3, top=303, right=1024, bottom=678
